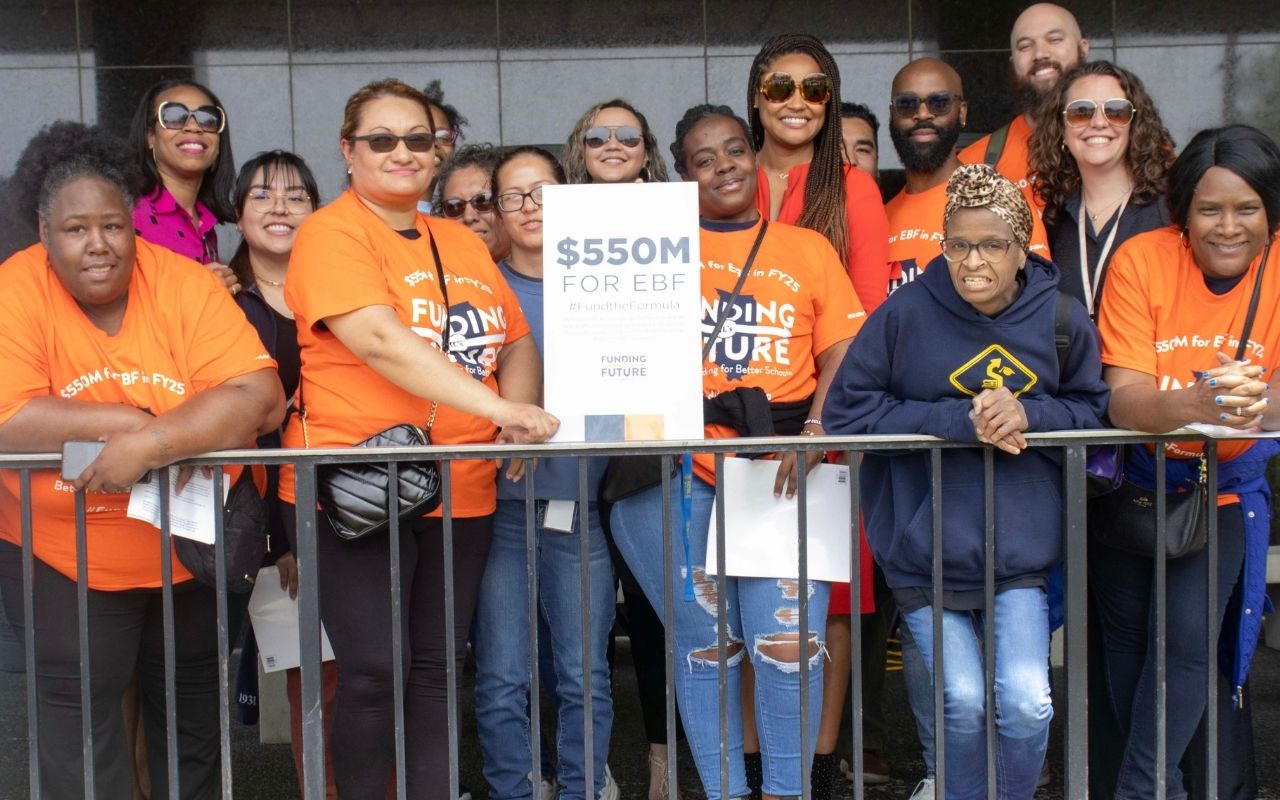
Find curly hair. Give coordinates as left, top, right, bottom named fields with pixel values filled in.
left=670, top=104, right=753, bottom=177
left=227, top=150, right=321, bottom=289
left=422, top=78, right=469, bottom=133
left=560, top=99, right=670, bottom=184
left=434, top=144, right=503, bottom=211
left=1029, top=61, right=1176, bottom=228
left=10, top=120, right=136, bottom=237
left=129, top=79, right=237, bottom=222
left=747, top=34, right=848, bottom=264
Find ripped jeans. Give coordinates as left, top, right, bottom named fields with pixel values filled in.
left=610, top=478, right=828, bottom=800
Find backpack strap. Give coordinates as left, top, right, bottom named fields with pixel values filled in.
left=1054, top=291, right=1073, bottom=379
left=984, top=123, right=1011, bottom=167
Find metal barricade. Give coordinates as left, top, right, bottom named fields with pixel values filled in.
left=0, top=429, right=1238, bottom=800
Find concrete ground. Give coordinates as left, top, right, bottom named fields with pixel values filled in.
left=2, top=633, right=1279, bottom=798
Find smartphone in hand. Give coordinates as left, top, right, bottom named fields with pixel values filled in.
left=61, top=440, right=106, bottom=482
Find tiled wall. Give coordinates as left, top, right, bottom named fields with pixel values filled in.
left=1, top=0, right=1278, bottom=252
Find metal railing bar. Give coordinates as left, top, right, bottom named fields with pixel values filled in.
left=526, top=460, right=542, bottom=798
left=388, top=462, right=408, bottom=800
left=797, top=449, right=811, bottom=800
left=579, top=457, right=595, bottom=800
left=847, top=453, right=865, bottom=800
left=983, top=448, right=996, bottom=800
left=213, top=467, right=233, bottom=799
left=661, top=456, right=679, bottom=800
left=931, top=448, right=945, bottom=798
left=75, top=488, right=94, bottom=800
left=1155, top=447, right=1168, bottom=800
left=1062, top=444, right=1089, bottom=800
left=442, top=462, right=461, bottom=800
left=159, top=467, right=180, bottom=800
left=714, top=451, right=730, bottom=800
left=294, top=463, right=325, bottom=800
left=20, top=469, right=40, bottom=799
left=1205, top=442, right=1219, bottom=800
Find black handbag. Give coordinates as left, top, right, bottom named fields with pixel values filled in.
left=299, top=227, right=449, bottom=540
left=174, top=468, right=268, bottom=593
left=600, top=222, right=769, bottom=503
left=1089, top=457, right=1208, bottom=560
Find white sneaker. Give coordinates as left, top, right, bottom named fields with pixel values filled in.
left=540, top=778, right=557, bottom=800
left=907, top=777, right=935, bottom=800
left=599, top=765, right=620, bottom=800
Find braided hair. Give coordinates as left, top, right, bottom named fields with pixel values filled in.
left=747, top=34, right=848, bottom=264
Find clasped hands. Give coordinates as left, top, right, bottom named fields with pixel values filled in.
left=971, top=387, right=1029, bottom=455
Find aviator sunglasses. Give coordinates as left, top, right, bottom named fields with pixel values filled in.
left=441, top=192, right=496, bottom=218
left=584, top=125, right=643, bottom=149
left=891, top=91, right=960, bottom=117
left=1062, top=98, right=1136, bottom=128
left=156, top=101, right=226, bottom=134
left=758, top=72, right=833, bottom=105
left=348, top=133, right=437, bottom=153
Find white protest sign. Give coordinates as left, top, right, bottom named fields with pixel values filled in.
left=542, top=183, right=704, bottom=442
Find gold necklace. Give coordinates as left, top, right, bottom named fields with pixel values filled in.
left=1084, top=186, right=1132, bottom=223
left=253, top=271, right=284, bottom=288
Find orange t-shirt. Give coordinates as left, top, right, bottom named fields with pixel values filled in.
left=1098, top=227, right=1280, bottom=465
left=280, top=190, right=529, bottom=518
left=885, top=176, right=1050, bottom=297
left=696, top=219, right=865, bottom=483
left=958, top=115, right=1052, bottom=255
left=755, top=163, right=891, bottom=314
left=0, top=239, right=276, bottom=590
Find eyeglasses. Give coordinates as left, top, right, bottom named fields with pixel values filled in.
left=440, top=192, right=496, bottom=218
left=1063, top=98, right=1136, bottom=128
left=156, top=101, right=226, bottom=134
left=940, top=238, right=1017, bottom=262
left=348, top=133, right=436, bottom=153
left=434, top=128, right=461, bottom=146
left=496, top=186, right=544, bottom=213
left=891, top=91, right=961, bottom=118
left=246, top=188, right=312, bottom=215
left=584, top=125, right=643, bottom=149
left=758, top=72, right=833, bottom=105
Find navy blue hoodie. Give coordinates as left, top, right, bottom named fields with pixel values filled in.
left=822, top=252, right=1108, bottom=592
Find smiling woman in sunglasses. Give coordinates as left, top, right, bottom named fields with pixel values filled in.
left=128, top=79, right=240, bottom=292
left=280, top=78, right=557, bottom=800
left=1029, top=60, right=1176, bottom=319
left=434, top=144, right=510, bottom=262
left=747, top=34, right=890, bottom=315
left=561, top=99, right=669, bottom=186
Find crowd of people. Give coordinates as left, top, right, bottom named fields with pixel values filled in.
left=1, top=3, right=1279, bottom=800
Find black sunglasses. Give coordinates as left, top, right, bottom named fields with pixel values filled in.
left=156, top=101, right=226, bottom=134
left=440, top=192, right=496, bottom=218
left=891, top=92, right=960, bottom=118
left=348, top=133, right=436, bottom=153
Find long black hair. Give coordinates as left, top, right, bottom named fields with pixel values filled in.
left=1169, top=124, right=1280, bottom=236
left=129, top=78, right=237, bottom=222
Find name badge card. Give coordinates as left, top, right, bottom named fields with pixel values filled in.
left=542, top=183, right=704, bottom=443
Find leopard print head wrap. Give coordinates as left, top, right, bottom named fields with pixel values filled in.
left=943, top=163, right=1033, bottom=252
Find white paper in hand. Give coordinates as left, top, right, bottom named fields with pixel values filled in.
left=247, top=566, right=335, bottom=673
left=126, top=466, right=228, bottom=544
left=705, top=457, right=852, bottom=583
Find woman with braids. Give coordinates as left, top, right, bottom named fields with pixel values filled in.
left=128, top=79, right=241, bottom=294
left=747, top=33, right=891, bottom=314
left=561, top=98, right=670, bottom=186
left=0, top=121, right=284, bottom=799
left=823, top=164, right=1108, bottom=800
left=1029, top=60, right=1176, bottom=318
left=610, top=103, right=864, bottom=800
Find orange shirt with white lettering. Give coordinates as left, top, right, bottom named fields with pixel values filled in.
left=1098, top=226, right=1280, bottom=464
left=0, top=239, right=276, bottom=590
left=696, top=219, right=865, bottom=483
left=280, top=189, right=529, bottom=517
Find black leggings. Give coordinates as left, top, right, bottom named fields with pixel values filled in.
left=282, top=505, right=492, bottom=800
left=0, top=540, right=221, bottom=800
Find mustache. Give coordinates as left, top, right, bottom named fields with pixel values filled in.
left=908, top=122, right=941, bottom=136
left=1026, top=57, right=1064, bottom=77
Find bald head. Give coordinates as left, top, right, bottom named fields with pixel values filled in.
left=1010, top=3, right=1088, bottom=103
left=892, top=57, right=964, bottom=97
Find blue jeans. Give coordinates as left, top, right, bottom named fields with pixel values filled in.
left=1089, top=504, right=1245, bottom=800
left=901, top=588, right=1052, bottom=800
left=473, top=501, right=616, bottom=800
left=610, top=479, right=829, bottom=800
left=899, top=619, right=936, bottom=778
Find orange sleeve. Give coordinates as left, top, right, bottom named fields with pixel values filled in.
left=287, top=209, right=397, bottom=331
left=843, top=166, right=891, bottom=314
left=0, top=251, right=51, bottom=425
left=809, top=232, right=865, bottom=354
left=1096, top=241, right=1158, bottom=375
left=165, top=249, right=277, bottom=389
left=958, top=135, right=989, bottom=166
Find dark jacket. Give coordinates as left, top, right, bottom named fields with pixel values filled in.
left=822, top=252, right=1109, bottom=591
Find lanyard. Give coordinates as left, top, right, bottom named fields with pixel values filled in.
left=1077, top=191, right=1130, bottom=317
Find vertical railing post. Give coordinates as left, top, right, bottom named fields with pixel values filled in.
left=388, top=462, right=407, bottom=800
left=294, top=462, right=325, bottom=800
left=1062, top=443, right=1089, bottom=799
left=158, top=468, right=180, bottom=800
left=213, top=466, right=234, bottom=799
left=930, top=448, right=946, bottom=797
left=847, top=452, right=864, bottom=800
left=1155, top=447, right=1168, bottom=800
left=579, top=457, right=596, bottom=800
left=1204, top=440, right=1219, bottom=800
left=714, top=452, right=730, bottom=800
left=797, top=448, right=811, bottom=800
left=526, top=459, right=542, bottom=797
left=982, top=448, right=996, bottom=800
left=442, top=462, right=461, bottom=800
left=661, top=455, right=679, bottom=800
left=75, top=487, right=95, bottom=800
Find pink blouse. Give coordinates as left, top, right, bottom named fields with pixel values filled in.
left=133, top=187, right=220, bottom=264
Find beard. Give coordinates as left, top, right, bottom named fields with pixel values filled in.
left=1010, top=44, right=1088, bottom=114
left=890, top=119, right=963, bottom=174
